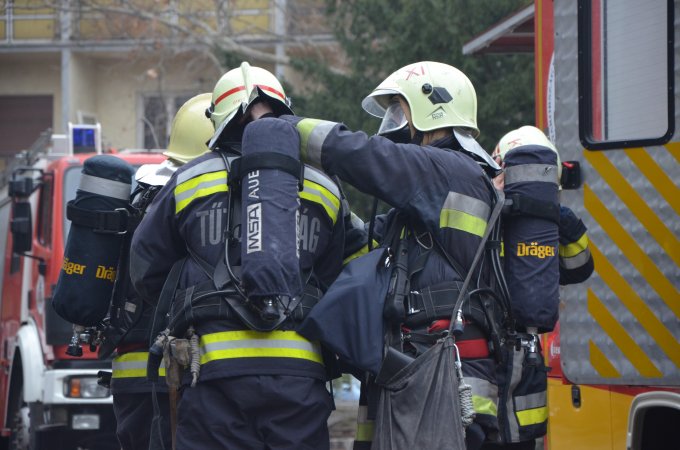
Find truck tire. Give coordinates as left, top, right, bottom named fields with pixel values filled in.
left=7, top=381, right=31, bottom=450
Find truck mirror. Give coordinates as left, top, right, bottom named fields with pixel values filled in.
left=11, top=200, right=33, bottom=254
left=9, top=177, right=34, bottom=198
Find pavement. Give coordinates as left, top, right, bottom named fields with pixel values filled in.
left=329, top=400, right=358, bottom=450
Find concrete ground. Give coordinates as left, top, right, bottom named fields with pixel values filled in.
left=329, top=400, right=359, bottom=450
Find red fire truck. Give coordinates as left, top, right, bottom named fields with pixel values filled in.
left=465, top=1, right=680, bottom=448
left=0, top=125, right=164, bottom=449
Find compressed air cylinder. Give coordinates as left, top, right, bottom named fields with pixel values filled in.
left=503, top=145, right=560, bottom=333
left=240, top=118, right=303, bottom=301
left=53, top=155, right=135, bottom=326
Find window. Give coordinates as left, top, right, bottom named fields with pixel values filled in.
left=578, top=0, right=674, bottom=150
left=0, top=197, right=11, bottom=307
left=37, top=173, right=53, bottom=246
left=140, top=94, right=193, bottom=149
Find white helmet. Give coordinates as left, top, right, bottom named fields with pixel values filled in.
left=206, top=62, right=292, bottom=149
left=362, top=61, right=479, bottom=137
left=495, top=125, right=562, bottom=179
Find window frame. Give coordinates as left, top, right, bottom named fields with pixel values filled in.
left=577, top=0, right=675, bottom=150
left=138, top=92, right=195, bottom=149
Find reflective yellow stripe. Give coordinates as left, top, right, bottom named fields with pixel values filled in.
left=440, top=209, right=487, bottom=237
left=199, top=330, right=323, bottom=365
left=559, top=233, right=589, bottom=258
left=296, top=118, right=335, bottom=166
left=112, top=352, right=166, bottom=379
left=516, top=406, right=548, bottom=426
left=588, top=288, right=662, bottom=377
left=301, top=179, right=340, bottom=224
left=472, top=394, right=498, bottom=416
left=343, top=242, right=378, bottom=265
left=589, top=339, right=621, bottom=378
left=297, top=118, right=323, bottom=162
left=355, top=421, right=375, bottom=442
left=174, top=170, right=228, bottom=213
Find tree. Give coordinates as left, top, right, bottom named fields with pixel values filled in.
left=289, top=0, right=534, bottom=217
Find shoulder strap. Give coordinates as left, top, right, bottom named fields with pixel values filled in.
left=447, top=189, right=505, bottom=336
left=431, top=236, right=468, bottom=281
left=149, top=258, right=186, bottom=347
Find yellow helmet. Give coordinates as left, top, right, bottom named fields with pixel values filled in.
left=206, top=62, right=292, bottom=149
left=362, top=61, right=479, bottom=137
left=163, top=93, right=213, bottom=165
left=496, top=125, right=562, bottom=179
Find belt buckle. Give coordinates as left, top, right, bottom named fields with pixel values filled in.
left=407, top=290, right=421, bottom=314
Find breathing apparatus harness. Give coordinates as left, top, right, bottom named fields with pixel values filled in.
left=147, top=145, right=323, bottom=385
left=64, top=181, right=161, bottom=359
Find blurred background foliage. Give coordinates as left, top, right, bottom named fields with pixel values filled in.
left=284, top=0, right=533, bottom=218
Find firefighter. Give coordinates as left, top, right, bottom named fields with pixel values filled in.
left=130, top=62, right=345, bottom=450
left=491, top=126, right=594, bottom=285
left=110, top=93, right=213, bottom=450
left=279, top=61, right=505, bottom=450
left=483, top=125, right=595, bottom=450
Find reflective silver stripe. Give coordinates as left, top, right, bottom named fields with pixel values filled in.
left=443, top=192, right=491, bottom=220
left=112, top=360, right=148, bottom=371
left=298, top=119, right=336, bottom=166
left=463, top=376, right=498, bottom=417
left=514, top=392, right=546, bottom=411
left=174, top=176, right=227, bottom=205
left=176, top=158, right=225, bottom=185
left=560, top=246, right=592, bottom=269
left=202, top=338, right=319, bottom=354
left=463, top=376, right=499, bottom=401
left=504, top=164, right=559, bottom=185
left=505, top=347, right=525, bottom=441
left=78, top=174, right=130, bottom=200
left=304, top=165, right=341, bottom=199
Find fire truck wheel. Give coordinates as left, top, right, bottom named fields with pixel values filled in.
left=8, top=403, right=29, bottom=450
left=7, top=380, right=33, bottom=450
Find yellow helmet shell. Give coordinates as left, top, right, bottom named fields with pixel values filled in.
left=362, top=61, right=479, bottom=137
left=163, top=93, right=213, bottom=165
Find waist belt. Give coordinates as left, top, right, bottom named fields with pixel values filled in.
left=170, top=280, right=323, bottom=335
left=406, top=321, right=490, bottom=358
left=457, top=339, right=490, bottom=359
left=116, top=342, right=147, bottom=354
left=405, top=281, right=465, bottom=328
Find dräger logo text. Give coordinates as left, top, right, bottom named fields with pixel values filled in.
left=96, top=266, right=117, bottom=282
left=62, top=258, right=86, bottom=275
left=516, top=242, right=555, bottom=259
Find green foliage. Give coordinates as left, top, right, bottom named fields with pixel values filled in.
left=289, top=0, right=534, bottom=218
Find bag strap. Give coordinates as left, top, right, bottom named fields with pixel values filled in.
left=447, top=189, right=505, bottom=337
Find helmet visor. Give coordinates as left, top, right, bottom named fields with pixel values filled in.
left=378, top=99, right=408, bottom=135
